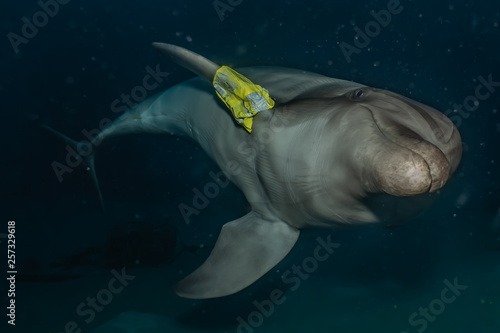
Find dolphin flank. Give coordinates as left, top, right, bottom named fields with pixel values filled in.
left=47, top=43, right=462, bottom=299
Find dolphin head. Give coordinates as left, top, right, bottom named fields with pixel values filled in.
left=252, top=82, right=463, bottom=225
left=339, top=86, right=462, bottom=197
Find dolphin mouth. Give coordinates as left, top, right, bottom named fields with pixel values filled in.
left=392, top=133, right=451, bottom=193
left=369, top=113, right=451, bottom=196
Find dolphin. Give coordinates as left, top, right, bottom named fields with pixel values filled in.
left=47, top=43, right=462, bottom=299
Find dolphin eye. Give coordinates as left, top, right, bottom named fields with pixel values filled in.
left=351, top=88, right=365, bottom=100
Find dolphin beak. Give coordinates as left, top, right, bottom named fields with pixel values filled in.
left=362, top=91, right=461, bottom=197
left=389, top=130, right=451, bottom=193
left=370, top=120, right=451, bottom=196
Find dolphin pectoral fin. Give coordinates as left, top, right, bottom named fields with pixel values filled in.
left=173, top=212, right=300, bottom=299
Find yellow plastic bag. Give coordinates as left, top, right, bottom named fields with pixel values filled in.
left=213, top=66, right=275, bottom=133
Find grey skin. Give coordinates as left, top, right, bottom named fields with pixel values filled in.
left=48, top=43, right=462, bottom=299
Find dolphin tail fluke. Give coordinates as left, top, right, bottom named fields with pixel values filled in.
left=173, top=211, right=300, bottom=299
left=41, top=124, right=105, bottom=209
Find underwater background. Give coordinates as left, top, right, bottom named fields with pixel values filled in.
left=1, top=0, right=500, bottom=332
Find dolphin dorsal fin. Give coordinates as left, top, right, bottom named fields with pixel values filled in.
left=152, top=42, right=220, bottom=83
left=174, top=212, right=300, bottom=299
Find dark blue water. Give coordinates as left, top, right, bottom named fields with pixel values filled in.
left=1, top=0, right=499, bottom=332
